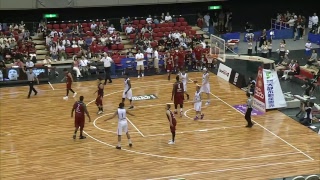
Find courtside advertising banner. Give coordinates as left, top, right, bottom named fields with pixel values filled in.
left=253, top=67, right=266, bottom=112
left=229, top=70, right=246, bottom=89
left=217, top=63, right=232, bottom=82
left=263, top=69, right=287, bottom=109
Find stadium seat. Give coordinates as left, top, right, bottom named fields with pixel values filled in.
left=138, top=24, right=143, bottom=29
left=181, top=22, right=188, bottom=26
left=164, top=32, right=170, bottom=37
left=86, top=31, right=94, bottom=36
left=82, top=23, right=88, bottom=27
left=157, top=23, right=163, bottom=28
left=133, top=20, right=139, bottom=25
left=117, top=44, right=124, bottom=50
left=154, top=37, right=161, bottom=41
left=160, top=27, right=166, bottom=32
left=111, top=44, right=118, bottom=50
left=190, top=29, right=196, bottom=35
left=150, top=41, right=158, bottom=48
left=140, top=20, right=146, bottom=25
left=157, top=32, right=164, bottom=37
left=151, top=24, right=156, bottom=28
left=166, top=27, right=173, bottom=32
left=144, top=33, right=151, bottom=38
left=53, top=24, right=60, bottom=29
left=129, top=34, right=136, bottom=39
left=173, top=26, right=180, bottom=31
left=186, top=26, right=192, bottom=30
left=180, top=26, right=186, bottom=31
left=67, top=23, right=73, bottom=27
left=60, top=24, right=67, bottom=29
left=46, top=24, right=53, bottom=29
left=73, top=47, right=81, bottom=54
left=153, top=28, right=160, bottom=33
left=178, top=17, right=185, bottom=22
left=84, top=27, right=90, bottom=32
left=162, top=23, right=168, bottom=27
left=175, top=22, right=181, bottom=27
left=168, top=22, right=175, bottom=27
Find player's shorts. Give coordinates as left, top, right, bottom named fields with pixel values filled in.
left=200, top=83, right=210, bottom=94
left=66, top=82, right=72, bottom=89
left=170, top=120, right=177, bottom=132
left=117, top=121, right=128, bottom=135
left=95, top=96, right=103, bottom=106
left=183, top=83, right=187, bottom=92
left=194, top=102, right=202, bottom=112
left=177, top=61, right=184, bottom=69
left=122, top=89, right=133, bottom=99
left=75, top=117, right=85, bottom=128
left=174, top=94, right=184, bottom=105
left=154, top=58, right=159, bottom=68
left=136, top=64, right=144, bottom=71
left=166, top=65, right=173, bottom=72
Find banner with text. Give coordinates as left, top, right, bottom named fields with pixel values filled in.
left=217, top=63, right=232, bottom=82
left=263, top=69, right=287, bottom=109
left=228, top=70, right=246, bottom=89
left=253, top=66, right=266, bottom=112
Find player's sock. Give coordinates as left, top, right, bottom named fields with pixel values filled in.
left=70, top=89, right=75, bottom=93
left=128, top=139, right=132, bottom=145
left=101, top=107, right=103, bottom=112
left=66, top=89, right=69, bottom=96
left=117, top=142, right=121, bottom=147
left=172, top=132, right=175, bottom=142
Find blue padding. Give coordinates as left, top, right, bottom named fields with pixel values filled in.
left=308, top=33, right=320, bottom=44
left=111, top=63, right=116, bottom=75
left=243, top=31, right=262, bottom=42
left=221, top=32, right=241, bottom=41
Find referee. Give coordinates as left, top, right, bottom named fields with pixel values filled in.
left=26, top=68, right=39, bottom=98
left=100, top=53, right=113, bottom=85
left=245, top=92, right=254, bottom=128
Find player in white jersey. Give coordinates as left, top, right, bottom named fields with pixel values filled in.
left=200, top=68, right=210, bottom=105
left=105, top=102, right=134, bottom=150
left=193, top=85, right=204, bottom=120
left=122, top=73, right=134, bottom=109
left=179, top=69, right=190, bottom=100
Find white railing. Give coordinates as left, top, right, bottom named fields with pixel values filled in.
left=270, top=19, right=291, bottom=30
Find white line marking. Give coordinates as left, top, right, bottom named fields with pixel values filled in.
left=189, top=78, right=314, bottom=161
left=48, top=82, right=55, bottom=90
left=144, top=125, right=242, bottom=137
left=127, top=117, right=145, bottom=137
left=146, top=159, right=312, bottom=180
left=183, top=108, right=226, bottom=122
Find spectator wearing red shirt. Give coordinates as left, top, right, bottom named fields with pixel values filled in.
left=13, top=58, right=24, bottom=68
left=177, top=47, right=186, bottom=70
left=197, top=15, right=204, bottom=29
left=193, top=44, right=203, bottom=70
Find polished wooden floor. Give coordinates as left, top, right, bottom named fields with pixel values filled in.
left=0, top=72, right=319, bottom=180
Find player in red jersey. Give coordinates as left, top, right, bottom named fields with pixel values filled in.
left=166, top=104, right=177, bottom=145
left=171, top=75, right=184, bottom=117
left=94, top=77, right=104, bottom=115
left=177, top=47, right=186, bottom=71
left=71, top=96, right=91, bottom=139
left=165, top=52, right=174, bottom=81
left=193, top=44, right=203, bottom=70
left=61, top=68, right=77, bottom=100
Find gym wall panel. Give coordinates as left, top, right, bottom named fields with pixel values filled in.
left=0, top=0, right=36, bottom=10
left=118, top=0, right=158, bottom=5
left=75, top=0, right=119, bottom=8
left=37, top=0, right=74, bottom=8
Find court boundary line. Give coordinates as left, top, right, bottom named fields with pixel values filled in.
left=145, top=159, right=313, bottom=180
left=189, top=78, right=314, bottom=161
left=127, top=117, right=145, bottom=137
left=48, top=82, right=55, bottom=90
left=183, top=108, right=226, bottom=122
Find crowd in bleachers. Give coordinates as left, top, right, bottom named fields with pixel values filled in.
left=0, top=22, right=35, bottom=64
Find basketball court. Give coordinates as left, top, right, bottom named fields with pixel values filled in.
left=0, top=72, right=319, bottom=180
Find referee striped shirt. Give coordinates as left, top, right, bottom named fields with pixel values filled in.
left=27, top=72, right=36, bottom=82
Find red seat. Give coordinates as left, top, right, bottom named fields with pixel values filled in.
left=157, top=23, right=163, bottom=28
left=151, top=24, right=156, bottom=28
left=180, top=26, right=186, bottom=31
left=181, top=22, right=188, bottom=26
left=129, top=34, right=136, bottom=39
left=175, top=22, right=181, bottom=27
left=178, top=17, right=185, bottom=22
left=86, top=31, right=94, bottom=36
left=153, top=28, right=160, bottom=33
left=111, top=44, right=118, bottom=50
left=82, top=23, right=88, bottom=27
left=67, top=23, right=73, bottom=27
left=123, top=25, right=128, bottom=30
left=168, top=22, right=175, bottom=27
left=157, top=32, right=164, bottom=37
left=73, top=47, right=80, bottom=54
left=138, top=24, right=143, bottom=29
left=101, top=29, right=107, bottom=34
left=144, top=33, right=151, bottom=38
left=173, top=26, right=180, bottom=31
left=53, top=24, right=60, bottom=29
left=160, top=27, right=166, bottom=32
left=166, top=27, right=173, bottom=32
left=150, top=41, right=158, bottom=48
left=46, top=24, right=53, bottom=29
left=164, top=32, right=170, bottom=37
left=186, top=26, right=192, bottom=30
left=117, top=44, right=124, bottom=50
left=133, top=20, right=139, bottom=25
left=140, top=20, right=146, bottom=25
left=154, top=37, right=161, bottom=41
left=60, top=24, right=67, bottom=29
left=162, top=23, right=168, bottom=27
left=190, top=29, right=196, bottom=35
left=84, top=27, right=90, bottom=32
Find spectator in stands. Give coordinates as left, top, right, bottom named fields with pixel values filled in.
left=306, top=49, right=318, bottom=67
left=125, top=24, right=134, bottom=36
left=13, top=58, right=24, bottom=68
left=91, top=21, right=97, bottom=31
left=305, top=40, right=312, bottom=58
left=165, top=12, right=172, bottom=22
left=72, top=56, right=82, bottom=78
left=43, top=55, right=52, bottom=74
left=204, top=12, right=210, bottom=28
left=108, top=24, right=115, bottom=35
left=25, top=58, right=34, bottom=68
left=218, top=11, right=225, bottom=32
left=281, top=60, right=295, bottom=80
left=287, top=60, right=300, bottom=79
left=85, top=36, right=93, bottom=46
left=146, top=15, right=153, bottom=24
left=153, top=16, right=159, bottom=24
left=58, top=42, right=67, bottom=61
left=78, top=37, right=84, bottom=47
left=94, top=28, right=101, bottom=36
left=299, top=101, right=314, bottom=126
left=135, top=49, right=145, bottom=78
left=126, top=16, right=133, bottom=25
left=120, top=17, right=126, bottom=31
left=79, top=56, right=90, bottom=76
left=127, top=49, right=134, bottom=58
left=311, top=13, right=318, bottom=26
left=197, top=15, right=204, bottom=29
left=50, top=43, right=58, bottom=61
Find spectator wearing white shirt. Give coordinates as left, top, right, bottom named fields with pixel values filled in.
left=79, top=56, right=90, bottom=75
left=57, top=43, right=67, bottom=61
left=165, top=12, right=172, bottom=22
left=135, top=50, right=145, bottom=78
left=50, top=43, right=58, bottom=61
left=42, top=55, right=52, bottom=73
left=305, top=40, right=312, bottom=57
left=145, top=46, right=153, bottom=61
left=50, top=30, right=58, bottom=37
left=58, top=29, right=64, bottom=37
left=90, top=21, right=97, bottom=31
left=311, top=13, right=318, bottom=26
left=72, top=56, right=82, bottom=78
left=146, top=15, right=153, bottom=24
left=100, top=53, right=113, bottom=84
left=25, top=58, right=34, bottom=68
left=153, top=48, right=159, bottom=74
left=204, top=13, right=210, bottom=27
left=108, top=24, right=115, bottom=35
left=125, top=24, right=134, bottom=35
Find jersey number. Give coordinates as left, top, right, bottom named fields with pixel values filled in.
left=76, top=104, right=81, bottom=113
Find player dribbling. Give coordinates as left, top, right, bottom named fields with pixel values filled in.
left=94, top=77, right=104, bottom=114
left=193, top=85, right=204, bottom=120
left=200, top=68, right=211, bottom=105
left=171, top=75, right=184, bottom=117
left=179, top=69, right=190, bottom=100
left=105, top=103, right=134, bottom=149
left=166, top=104, right=177, bottom=145
left=122, top=73, right=134, bottom=109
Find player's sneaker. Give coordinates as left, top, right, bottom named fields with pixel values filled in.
left=128, top=106, right=134, bottom=110
left=180, top=112, right=183, bottom=117
left=129, top=143, right=132, bottom=147
left=200, top=114, right=204, bottom=120
left=73, top=134, right=76, bottom=139
left=97, top=111, right=102, bottom=115
left=63, top=96, right=68, bottom=100
left=142, top=73, right=144, bottom=77
left=138, top=75, right=140, bottom=78
left=79, top=136, right=86, bottom=139
left=168, top=141, right=175, bottom=145
left=73, top=92, right=77, bottom=97
left=205, top=101, right=210, bottom=106
left=194, top=116, right=199, bottom=120
left=116, top=146, right=121, bottom=150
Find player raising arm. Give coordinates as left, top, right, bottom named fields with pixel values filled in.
left=105, top=103, right=134, bottom=149
left=71, top=96, right=91, bottom=139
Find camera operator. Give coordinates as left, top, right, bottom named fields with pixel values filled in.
left=302, top=71, right=319, bottom=97
left=299, top=101, right=314, bottom=126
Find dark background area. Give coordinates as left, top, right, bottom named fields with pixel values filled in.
left=1, top=1, right=319, bottom=32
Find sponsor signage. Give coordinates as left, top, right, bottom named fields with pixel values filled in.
left=229, top=70, right=246, bottom=89
left=253, top=67, right=266, bottom=112
left=217, top=63, right=232, bottom=82
left=132, top=94, right=158, bottom=101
